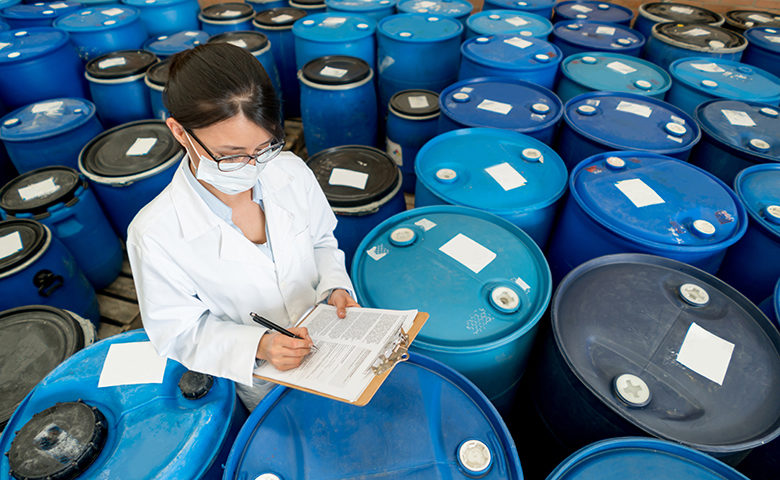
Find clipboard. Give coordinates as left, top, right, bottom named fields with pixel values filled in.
left=253, top=310, right=429, bottom=407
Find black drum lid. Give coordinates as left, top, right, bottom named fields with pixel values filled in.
left=201, top=2, right=254, bottom=20
left=145, top=57, right=172, bottom=87
left=289, top=0, right=325, bottom=6
left=86, top=50, right=159, bottom=80
left=725, top=10, right=780, bottom=31
left=207, top=30, right=269, bottom=52
left=655, top=23, right=746, bottom=48
left=80, top=120, right=183, bottom=178
left=389, top=89, right=440, bottom=117
left=0, top=305, right=85, bottom=430
left=254, top=7, right=307, bottom=27
left=643, top=2, right=722, bottom=24
left=0, top=166, right=82, bottom=216
left=0, top=219, right=47, bottom=274
left=552, top=253, right=780, bottom=451
left=306, top=145, right=399, bottom=208
left=301, top=55, right=371, bottom=86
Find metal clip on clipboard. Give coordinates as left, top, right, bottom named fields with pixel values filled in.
left=370, top=328, right=410, bottom=376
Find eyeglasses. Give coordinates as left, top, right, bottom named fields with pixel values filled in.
left=186, top=129, right=285, bottom=172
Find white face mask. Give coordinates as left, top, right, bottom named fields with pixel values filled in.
left=185, top=133, right=263, bottom=195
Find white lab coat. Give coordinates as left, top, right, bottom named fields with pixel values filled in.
left=126, top=152, right=353, bottom=387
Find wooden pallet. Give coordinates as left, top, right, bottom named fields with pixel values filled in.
left=96, top=258, right=143, bottom=340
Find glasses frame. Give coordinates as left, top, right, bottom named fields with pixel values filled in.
left=186, top=128, right=285, bottom=172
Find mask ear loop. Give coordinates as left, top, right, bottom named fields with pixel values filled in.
left=183, top=131, right=206, bottom=174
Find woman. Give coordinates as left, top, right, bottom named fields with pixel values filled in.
left=127, top=43, right=359, bottom=411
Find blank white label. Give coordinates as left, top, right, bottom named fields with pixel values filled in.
left=31, top=101, right=63, bottom=114
left=615, top=178, right=665, bottom=208
left=184, top=31, right=200, bottom=36
left=329, top=168, right=368, bottom=189
left=514, top=276, right=531, bottom=292
left=221, top=9, right=241, bottom=16
left=504, top=36, right=532, bottom=49
left=721, top=109, right=756, bottom=127
left=0, top=231, right=23, bottom=260
left=748, top=14, right=771, bottom=22
left=321, top=17, right=346, bottom=27
left=616, top=100, right=653, bottom=118
left=596, top=26, right=616, bottom=35
left=607, top=61, right=637, bottom=74
left=98, top=341, right=167, bottom=388
left=49, top=2, right=69, bottom=8
left=366, top=245, right=388, bottom=261
left=439, top=233, right=496, bottom=274
left=386, top=137, right=402, bottom=166
left=504, top=16, right=528, bottom=26
left=767, top=36, right=780, bottom=44
left=0, top=43, right=10, bottom=51
left=667, top=134, right=683, bottom=143
left=477, top=99, right=513, bottom=115
left=408, top=95, right=430, bottom=109
left=417, top=1, right=436, bottom=7
left=18, top=177, right=59, bottom=201
left=272, top=14, right=294, bottom=23
left=683, top=28, right=710, bottom=37
left=227, top=39, right=248, bottom=48
left=571, top=4, right=592, bottom=12
left=102, top=7, right=124, bottom=16
left=414, top=218, right=437, bottom=231
left=690, top=62, right=725, bottom=73
left=485, top=162, right=527, bottom=191
left=670, top=6, right=694, bottom=14
left=676, top=322, right=734, bottom=386
left=98, top=57, right=127, bottom=69
left=319, top=66, right=348, bottom=78
left=126, top=137, right=157, bottom=156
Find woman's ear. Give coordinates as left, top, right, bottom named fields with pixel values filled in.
left=165, top=117, right=187, bottom=147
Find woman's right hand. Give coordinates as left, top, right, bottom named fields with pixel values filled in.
left=256, top=327, right=313, bottom=371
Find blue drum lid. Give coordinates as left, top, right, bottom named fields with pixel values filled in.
left=0, top=166, right=83, bottom=216
left=553, top=253, right=780, bottom=452
left=123, top=0, right=192, bottom=7
left=461, top=34, right=562, bottom=69
left=0, top=20, right=8, bottom=31
left=389, top=89, right=439, bottom=117
left=325, top=0, right=396, bottom=13
left=54, top=6, right=140, bottom=30
left=227, top=354, right=521, bottom=479
left=670, top=57, right=780, bottom=103
left=253, top=7, right=307, bottom=28
left=397, top=0, right=472, bottom=17
left=439, top=78, right=563, bottom=133
left=467, top=10, right=553, bottom=38
left=485, top=0, right=554, bottom=11
left=143, top=30, right=208, bottom=57
left=352, top=205, right=552, bottom=349
left=652, top=23, right=746, bottom=52
left=145, top=56, right=171, bottom=86
left=0, top=218, right=47, bottom=275
left=553, top=20, right=645, bottom=51
left=0, top=27, right=70, bottom=63
left=726, top=10, right=780, bottom=31
left=207, top=30, right=269, bottom=52
left=554, top=1, right=633, bottom=24
left=640, top=2, right=723, bottom=26
left=564, top=92, right=700, bottom=152
left=735, top=164, right=780, bottom=238
left=86, top=49, right=158, bottom=79
left=694, top=99, right=780, bottom=163
left=200, top=2, right=253, bottom=21
left=0, top=0, right=20, bottom=9
left=548, top=437, right=751, bottom=480
left=744, top=27, right=780, bottom=52
left=416, top=128, right=567, bottom=213
left=0, top=98, right=97, bottom=142
left=378, top=12, right=462, bottom=42
left=561, top=52, right=671, bottom=95
left=0, top=2, right=82, bottom=21
left=293, top=12, right=376, bottom=42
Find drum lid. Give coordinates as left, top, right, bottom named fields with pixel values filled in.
left=654, top=23, right=745, bottom=50
left=301, top=55, right=371, bottom=85
left=54, top=6, right=140, bottom=30
left=143, top=31, right=208, bottom=57
left=207, top=30, right=269, bottom=52
left=86, top=49, right=158, bottom=79
left=389, top=89, right=439, bottom=117
left=200, top=2, right=254, bottom=20
left=145, top=57, right=172, bottom=87
left=0, top=218, right=48, bottom=275
left=0, top=2, right=81, bottom=20
left=0, top=166, right=82, bottom=216
left=725, top=10, right=780, bottom=31
left=642, top=2, right=722, bottom=25
left=253, top=7, right=307, bottom=27
left=0, top=27, right=70, bottom=64
left=0, top=98, right=97, bottom=142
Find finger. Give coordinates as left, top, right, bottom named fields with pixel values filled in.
left=275, top=335, right=311, bottom=350
left=333, top=294, right=348, bottom=318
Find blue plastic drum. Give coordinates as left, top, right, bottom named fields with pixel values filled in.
left=299, top=56, right=376, bottom=155
left=0, top=305, right=95, bottom=432
left=198, top=2, right=254, bottom=36
left=397, top=0, right=471, bottom=25
left=352, top=205, right=552, bottom=410
left=289, top=0, right=325, bottom=13
left=482, top=0, right=555, bottom=20
left=0, top=28, right=87, bottom=110
left=551, top=20, right=645, bottom=58
left=556, top=52, right=672, bottom=104
left=0, top=0, right=20, bottom=10
left=77, top=0, right=120, bottom=6
left=246, top=0, right=288, bottom=12
left=306, top=145, right=403, bottom=270
left=223, top=354, right=523, bottom=479
left=54, top=6, right=148, bottom=61
left=557, top=91, right=700, bottom=169
left=458, top=34, right=562, bottom=88
left=742, top=27, right=780, bottom=78
left=85, top=50, right=158, bottom=127
left=325, top=0, right=395, bottom=22
left=548, top=438, right=751, bottom=480
left=547, top=151, right=746, bottom=281
left=724, top=10, right=780, bottom=33
left=717, top=164, right=780, bottom=304
left=253, top=8, right=307, bottom=119
left=377, top=13, right=462, bottom=112
left=292, top=12, right=375, bottom=70
left=0, top=329, right=247, bottom=480
left=666, top=57, right=780, bottom=117
left=142, top=29, right=208, bottom=58
left=0, top=219, right=100, bottom=324
left=0, top=167, right=122, bottom=289
left=645, top=23, right=747, bottom=71
left=121, top=0, right=198, bottom=36
left=78, top=120, right=182, bottom=237
left=635, top=2, right=724, bottom=40
left=207, top=30, right=282, bottom=100
left=144, top=57, right=170, bottom=119
left=415, top=128, right=567, bottom=247
left=466, top=10, right=553, bottom=39
left=0, top=98, right=104, bottom=173
left=552, top=1, right=633, bottom=26
left=385, top=89, right=438, bottom=192
left=0, top=2, right=82, bottom=29
left=438, top=77, right=563, bottom=145
left=689, top=99, right=780, bottom=185
left=0, top=19, right=8, bottom=30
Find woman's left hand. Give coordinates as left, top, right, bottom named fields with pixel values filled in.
left=328, top=289, right=360, bottom=318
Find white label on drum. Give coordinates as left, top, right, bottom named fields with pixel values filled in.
left=49, top=2, right=69, bottom=8
left=615, top=178, right=665, bottom=208
left=670, top=115, right=686, bottom=125
left=606, top=61, right=637, bottom=74
left=126, top=137, right=157, bottom=156
left=504, top=16, right=528, bottom=26
left=408, top=95, right=430, bottom=109
left=227, top=39, right=248, bottom=48
left=321, top=16, right=346, bottom=27
left=596, top=26, right=615, bottom=35
left=477, top=99, right=513, bottom=115
left=319, top=66, right=348, bottom=78
left=721, top=109, right=756, bottom=127
left=328, top=168, right=368, bottom=189
left=366, top=244, right=388, bottom=261
left=683, top=27, right=710, bottom=36
left=748, top=14, right=772, bottom=23
left=485, top=162, right=526, bottom=191
left=386, top=137, right=403, bottom=166
left=0, top=43, right=10, bottom=51
left=414, top=218, right=437, bottom=231
left=504, top=36, right=532, bottom=49
left=439, top=233, right=496, bottom=274
left=666, top=134, right=684, bottom=143
left=459, top=87, right=474, bottom=93
left=616, top=100, right=653, bottom=118
left=417, top=1, right=437, bottom=8
left=670, top=6, right=694, bottom=14
left=690, top=62, right=725, bottom=73
left=0, top=231, right=23, bottom=260
left=184, top=31, right=200, bottom=36
left=102, top=7, right=125, bottom=16
left=220, top=9, right=241, bottom=16
left=31, top=101, right=63, bottom=114
left=676, top=322, right=734, bottom=386
left=570, top=4, right=592, bottom=12
left=765, top=36, right=780, bottom=44
left=98, top=57, right=127, bottom=69
left=514, top=276, right=531, bottom=292
left=18, top=177, right=60, bottom=201
left=272, top=14, right=294, bottom=23
left=98, top=341, right=167, bottom=388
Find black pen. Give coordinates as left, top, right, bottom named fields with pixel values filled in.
left=250, top=312, right=318, bottom=352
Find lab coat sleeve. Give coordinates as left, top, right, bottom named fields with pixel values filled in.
left=127, top=236, right=265, bottom=387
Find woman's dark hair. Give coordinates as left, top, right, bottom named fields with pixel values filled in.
left=164, top=43, right=282, bottom=138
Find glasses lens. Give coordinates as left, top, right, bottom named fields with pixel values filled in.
left=256, top=142, right=284, bottom=164
left=217, top=156, right=252, bottom=172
